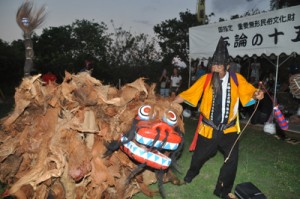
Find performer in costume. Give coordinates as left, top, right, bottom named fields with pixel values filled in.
left=173, top=37, right=264, bottom=199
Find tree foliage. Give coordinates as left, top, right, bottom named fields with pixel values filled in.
left=34, top=26, right=75, bottom=71
left=71, top=19, right=110, bottom=63
left=270, top=0, right=300, bottom=10
left=0, top=39, right=24, bottom=94
left=154, top=10, right=200, bottom=66
left=107, top=26, right=160, bottom=67
left=33, top=19, right=111, bottom=80
left=33, top=19, right=161, bottom=84
left=105, top=25, right=162, bottom=84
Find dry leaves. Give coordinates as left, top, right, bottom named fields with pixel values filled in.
left=0, top=72, right=184, bottom=199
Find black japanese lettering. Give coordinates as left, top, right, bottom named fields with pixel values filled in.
left=291, top=26, right=300, bottom=42
left=261, top=19, right=267, bottom=26
left=273, top=17, right=279, bottom=24
left=238, top=23, right=243, bottom=30
left=218, top=27, right=223, bottom=33
left=223, top=37, right=230, bottom=47
left=268, top=28, right=284, bottom=44
left=252, top=34, right=263, bottom=46
left=287, top=13, right=295, bottom=21
left=234, top=33, right=248, bottom=47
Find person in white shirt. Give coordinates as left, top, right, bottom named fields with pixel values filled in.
left=170, top=67, right=182, bottom=97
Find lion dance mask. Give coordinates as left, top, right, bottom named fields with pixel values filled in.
left=104, top=104, right=184, bottom=198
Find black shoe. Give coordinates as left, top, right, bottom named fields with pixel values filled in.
left=213, top=190, right=221, bottom=198
left=183, top=176, right=192, bottom=184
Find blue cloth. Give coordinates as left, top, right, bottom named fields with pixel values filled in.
left=196, top=69, right=206, bottom=79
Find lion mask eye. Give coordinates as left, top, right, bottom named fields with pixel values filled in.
left=138, top=105, right=152, bottom=120
left=163, top=110, right=177, bottom=126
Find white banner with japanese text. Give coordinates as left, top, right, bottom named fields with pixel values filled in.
left=189, top=5, right=300, bottom=59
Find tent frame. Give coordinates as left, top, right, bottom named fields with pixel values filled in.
left=263, top=52, right=296, bottom=107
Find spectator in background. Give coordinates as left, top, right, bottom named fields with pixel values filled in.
left=42, top=71, right=57, bottom=84
left=229, top=61, right=241, bottom=73
left=195, top=62, right=206, bottom=80
left=191, top=66, right=197, bottom=84
left=159, top=68, right=170, bottom=97
left=191, top=62, right=207, bottom=119
left=263, top=72, right=275, bottom=93
left=250, top=91, right=273, bottom=125
left=81, top=60, right=93, bottom=74
left=170, top=67, right=182, bottom=97
left=250, top=62, right=260, bottom=86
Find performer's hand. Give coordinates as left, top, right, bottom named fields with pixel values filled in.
left=173, top=96, right=184, bottom=104
left=253, top=90, right=264, bottom=100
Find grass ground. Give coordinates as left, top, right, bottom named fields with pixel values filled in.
left=133, top=118, right=300, bottom=199
left=0, top=102, right=299, bottom=199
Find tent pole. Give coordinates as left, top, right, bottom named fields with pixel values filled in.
left=188, top=56, right=192, bottom=88
left=273, top=56, right=279, bottom=107
left=278, top=52, right=295, bottom=67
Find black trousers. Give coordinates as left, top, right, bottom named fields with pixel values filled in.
left=185, top=131, right=239, bottom=196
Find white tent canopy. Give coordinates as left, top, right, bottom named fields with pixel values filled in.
left=188, top=5, right=300, bottom=109
left=189, top=5, right=300, bottom=59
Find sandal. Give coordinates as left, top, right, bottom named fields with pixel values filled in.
left=286, top=139, right=300, bottom=145
left=274, top=135, right=281, bottom=140
left=214, top=191, right=237, bottom=199
left=222, top=193, right=237, bottom=199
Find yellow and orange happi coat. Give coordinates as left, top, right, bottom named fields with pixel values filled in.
left=179, top=72, right=257, bottom=139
